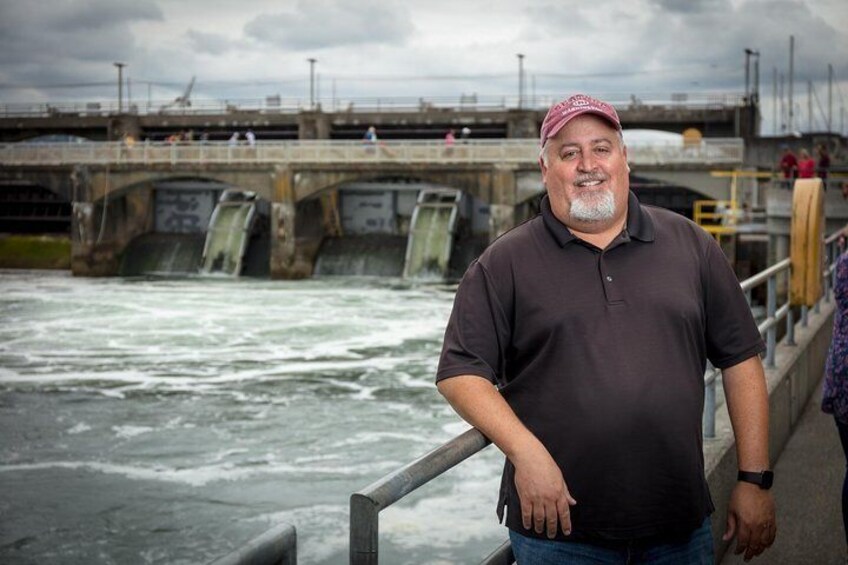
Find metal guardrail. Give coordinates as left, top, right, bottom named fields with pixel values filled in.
left=0, top=139, right=745, bottom=167
left=351, top=224, right=848, bottom=565
left=350, top=428, right=492, bottom=565
left=0, top=92, right=747, bottom=118
left=209, top=523, right=297, bottom=565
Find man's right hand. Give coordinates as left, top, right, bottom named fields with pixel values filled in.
left=513, top=444, right=577, bottom=538
left=437, top=375, right=577, bottom=538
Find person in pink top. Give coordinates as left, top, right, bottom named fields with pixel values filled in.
left=444, top=129, right=456, bottom=156
left=797, top=148, right=816, bottom=178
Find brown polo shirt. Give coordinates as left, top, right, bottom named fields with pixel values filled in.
left=436, top=191, right=765, bottom=542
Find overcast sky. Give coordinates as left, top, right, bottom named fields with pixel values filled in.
left=1, top=0, right=847, bottom=135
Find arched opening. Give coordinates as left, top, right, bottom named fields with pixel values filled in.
left=298, top=176, right=492, bottom=280
left=111, top=176, right=270, bottom=277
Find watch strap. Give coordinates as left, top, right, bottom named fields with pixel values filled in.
left=737, top=470, right=774, bottom=489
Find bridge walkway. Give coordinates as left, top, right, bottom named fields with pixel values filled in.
left=721, top=379, right=845, bottom=565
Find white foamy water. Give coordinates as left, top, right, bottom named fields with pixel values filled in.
left=0, top=270, right=505, bottom=564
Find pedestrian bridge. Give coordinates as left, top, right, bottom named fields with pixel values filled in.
left=0, top=138, right=746, bottom=207
left=0, top=138, right=746, bottom=278
left=0, top=138, right=744, bottom=169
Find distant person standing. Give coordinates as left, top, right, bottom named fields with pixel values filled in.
left=817, top=144, right=831, bottom=183
left=444, top=129, right=456, bottom=155
left=363, top=126, right=378, bottom=154
left=779, top=146, right=798, bottom=181
left=364, top=126, right=378, bottom=144
left=797, top=148, right=816, bottom=179
left=822, top=240, right=848, bottom=546
left=228, top=132, right=239, bottom=147
left=245, top=129, right=256, bottom=147
left=461, top=126, right=471, bottom=143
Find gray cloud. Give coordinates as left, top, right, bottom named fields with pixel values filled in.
left=647, top=0, right=731, bottom=14
left=0, top=0, right=844, bottom=133
left=186, top=30, right=238, bottom=56
left=637, top=0, right=847, bottom=88
left=244, top=0, right=412, bottom=50
left=0, top=1, right=162, bottom=67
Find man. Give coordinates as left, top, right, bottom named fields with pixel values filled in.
left=436, top=94, right=775, bottom=564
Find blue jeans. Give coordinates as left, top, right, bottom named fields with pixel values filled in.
left=509, top=517, right=714, bottom=564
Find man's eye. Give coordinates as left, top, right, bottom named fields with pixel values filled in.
left=561, top=150, right=578, bottom=160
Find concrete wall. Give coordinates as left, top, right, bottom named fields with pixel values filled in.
left=705, top=300, right=835, bottom=561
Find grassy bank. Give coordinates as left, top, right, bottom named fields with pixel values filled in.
left=0, top=235, right=71, bottom=270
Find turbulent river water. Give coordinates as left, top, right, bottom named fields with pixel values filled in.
left=0, top=270, right=505, bottom=564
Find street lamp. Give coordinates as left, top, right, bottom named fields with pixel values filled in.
left=307, top=58, right=317, bottom=110
left=114, top=62, right=126, bottom=113
left=517, top=53, right=525, bottom=109
left=744, top=48, right=760, bottom=102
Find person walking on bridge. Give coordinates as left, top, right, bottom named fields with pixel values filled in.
left=822, top=239, right=848, bottom=546
left=436, top=93, right=776, bottom=564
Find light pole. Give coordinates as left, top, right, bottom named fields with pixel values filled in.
left=517, top=53, right=525, bottom=109
left=744, top=48, right=760, bottom=102
left=114, top=62, right=126, bottom=113
left=307, top=58, right=317, bottom=110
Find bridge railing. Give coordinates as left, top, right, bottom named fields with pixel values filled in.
left=0, top=138, right=744, bottom=167
left=0, top=92, right=747, bottom=118
left=350, top=224, right=847, bottom=565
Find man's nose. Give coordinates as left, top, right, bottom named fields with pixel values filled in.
left=577, top=152, right=596, bottom=172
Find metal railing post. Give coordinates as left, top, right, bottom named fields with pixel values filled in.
left=826, top=241, right=835, bottom=303
left=703, top=366, right=718, bottom=439
left=766, top=274, right=777, bottom=367
left=350, top=494, right=379, bottom=565
left=785, top=304, right=795, bottom=346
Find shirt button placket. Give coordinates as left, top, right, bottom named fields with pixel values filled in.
left=600, top=254, right=622, bottom=304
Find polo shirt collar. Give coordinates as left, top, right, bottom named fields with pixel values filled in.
left=540, top=190, right=655, bottom=247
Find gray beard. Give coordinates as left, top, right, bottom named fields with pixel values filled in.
left=570, top=189, right=616, bottom=222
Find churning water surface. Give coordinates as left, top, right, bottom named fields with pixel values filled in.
left=0, top=270, right=505, bottom=564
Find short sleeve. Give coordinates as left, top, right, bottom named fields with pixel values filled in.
left=703, top=238, right=766, bottom=369
left=436, top=260, right=512, bottom=384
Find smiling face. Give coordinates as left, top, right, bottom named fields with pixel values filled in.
left=540, top=113, right=630, bottom=235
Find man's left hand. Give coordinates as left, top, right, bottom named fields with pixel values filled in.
left=723, top=482, right=776, bottom=561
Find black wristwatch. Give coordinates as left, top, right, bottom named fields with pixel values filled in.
left=737, top=470, right=774, bottom=490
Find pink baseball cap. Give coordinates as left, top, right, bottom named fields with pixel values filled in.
left=539, top=94, right=621, bottom=145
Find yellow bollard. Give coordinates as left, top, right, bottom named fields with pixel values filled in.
left=790, top=178, right=825, bottom=306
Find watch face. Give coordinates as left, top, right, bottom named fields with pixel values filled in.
left=761, top=470, right=774, bottom=489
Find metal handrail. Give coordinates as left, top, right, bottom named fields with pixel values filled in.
left=0, top=91, right=747, bottom=118
left=350, top=428, right=490, bottom=565
left=209, top=523, right=296, bottom=565
left=351, top=224, right=848, bottom=565
left=0, top=138, right=745, bottom=167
